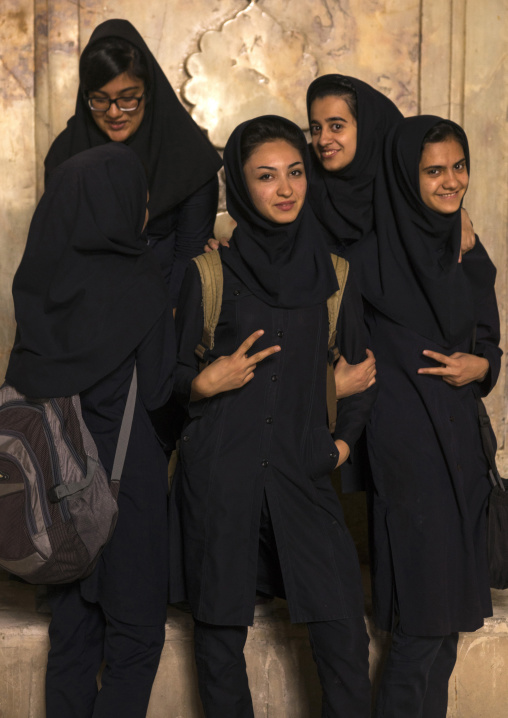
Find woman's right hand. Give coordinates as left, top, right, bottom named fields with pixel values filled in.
left=191, top=330, right=281, bottom=400
left=334, top=349, right=376, bottom=399
left=204, top=236, right=231, bottom=252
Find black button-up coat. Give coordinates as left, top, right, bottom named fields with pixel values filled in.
left=170, top=257, right=376, bottom=626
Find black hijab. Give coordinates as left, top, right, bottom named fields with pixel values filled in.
left=306, top=74, right=403, bottom=251
left=221, top=116, right=339, bottom=309
left=360, top=115, right=496, bottom=347
left=44, top=18, right=222, bottom=219
left=7, top=143, right=169, bottom=397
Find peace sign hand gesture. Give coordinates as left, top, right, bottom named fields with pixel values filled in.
left=191, top=330, right=281, bottom=400
left=417, top=350, right=489, bottom=387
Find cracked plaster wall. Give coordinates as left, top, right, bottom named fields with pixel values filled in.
left=1, top=0, right=507, bottom=466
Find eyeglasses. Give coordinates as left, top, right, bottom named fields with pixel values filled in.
left=87, top=94, right=145, bottom=112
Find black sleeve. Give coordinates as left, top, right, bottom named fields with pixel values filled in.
left=169, top=176, right=219, bottom=305
left=333, top=267, right=377, bottom=449
left=135, top=300, right=176, bottom=411
left=474, top=287, right=502, bottom=397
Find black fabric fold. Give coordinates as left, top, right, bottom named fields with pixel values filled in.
left=7, top=143, right=168, bottom=397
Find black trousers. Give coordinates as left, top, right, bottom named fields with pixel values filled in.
left=193, top=615, right=371, bottom=717
left=45, top=582, right=165, bottom=718
left=374, top=626, right=459, bottom=718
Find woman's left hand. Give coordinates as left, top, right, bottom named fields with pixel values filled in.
left=334, top=439, right=350, bottom=468
left=418, top=350, right=489, bottom=386
left=459, top=207, right=475, bottom=263
left=204, top=236, right=231, bottom=252
left=334, top=349, right=376, bottom=399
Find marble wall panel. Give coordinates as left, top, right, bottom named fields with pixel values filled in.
left=185, top=0, right=418, bottom=146
left=0, top=0, right=36, bottom=373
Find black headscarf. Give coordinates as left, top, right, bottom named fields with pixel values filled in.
left=360, top=115, right=496, bottom=347
left=221, top=116, right=339, bottom=309
left=44, top=18, right=222, bottom=219
left=306, top=74, right=403, bottom=251
left=7, top=143, right=169, bottom=397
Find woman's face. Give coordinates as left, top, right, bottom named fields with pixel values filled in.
left=309, top=95, right=357, bottom=172
left=419, top=138, right=468, bottom=214
left=87, top=71, right=146, bottom=143
left=243, top=139, right=307, bottom=224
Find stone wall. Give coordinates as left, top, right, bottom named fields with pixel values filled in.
left=1, top=0, right=507, bottom=464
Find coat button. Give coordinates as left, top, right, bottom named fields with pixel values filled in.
left=271, top=374, right=278, bottom=382
left=277, top=330, right=284, bottom=338
left=266, top=417, right=273, bottom=424
left=261, top=460, right=269, bottom=467
left=233, top=289, right=240, bottom=296
left=182, top=435, right=190, bottom=442
left=329, top=453, right=336, bottom=459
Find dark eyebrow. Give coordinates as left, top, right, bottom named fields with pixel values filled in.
left=421, top=156, right=466, bottom=171
left=256, top=161, right=303, bottom=170
left=310, top=116, right=349, bottom=124
left=90, top=85, right=142, bottom=96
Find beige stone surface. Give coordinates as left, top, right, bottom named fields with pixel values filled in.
left=447, top=589, right=508, bottom=717
left=1, top=573, right=508, bottom=717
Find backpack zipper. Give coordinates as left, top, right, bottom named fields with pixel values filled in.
left=0, top=429, right=52, bottom=528
left=0, top=449, right=40, bottom=539
left=0, top=401, right=69, bottom=521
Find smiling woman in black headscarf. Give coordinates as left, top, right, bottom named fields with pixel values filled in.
left=8, top=143, right=176, bottom=718
left=45, top=18, right=222, bottom=306
left=306, top=74, right=403, bottom=252
left=361, top=116, right=501, bottom=718
left=170, top=115, right=376, bottom=718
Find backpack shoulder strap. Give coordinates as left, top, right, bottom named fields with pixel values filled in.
left=192, top=251, right=224, bottom=370
left=326, top=254, right=350, bottom=433
left=327, top=254, right=350, bottom=350
left=110, top=365, right=138, bottom=489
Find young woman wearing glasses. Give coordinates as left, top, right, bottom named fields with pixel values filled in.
left=45, top=18, right=222, bottom=309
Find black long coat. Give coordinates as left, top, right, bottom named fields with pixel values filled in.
left=79, top=305, right=175, bottom=626
left=365, top=288, right=502, bottom=636
left=170, top=256, right=376, bottom=626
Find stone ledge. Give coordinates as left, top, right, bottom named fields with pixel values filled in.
left=0, top=573, right=507, bottom=717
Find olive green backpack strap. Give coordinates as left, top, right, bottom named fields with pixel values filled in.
left=326, top=254, right=350, bottom=433
left=192, top=251, right=224, bottom=371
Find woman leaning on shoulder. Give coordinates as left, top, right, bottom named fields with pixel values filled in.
left=45, top=18, right=222, bottom=308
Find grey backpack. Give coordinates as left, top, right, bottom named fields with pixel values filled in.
left=0, top=368, right=136, bottom=584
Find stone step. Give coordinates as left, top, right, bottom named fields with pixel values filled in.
left=0, top=572, right=507, bottom=717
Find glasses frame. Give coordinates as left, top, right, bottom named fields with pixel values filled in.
left=87, top=94, right=145, bottom=113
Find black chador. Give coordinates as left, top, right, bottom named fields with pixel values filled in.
left=8, top=144, right=176, bottom=717
left=362, top=116, right=502, bottom=637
